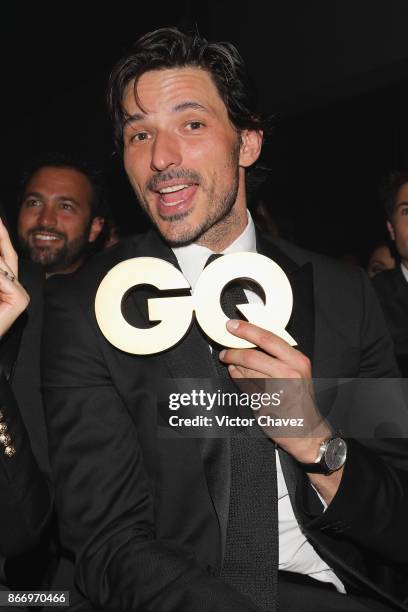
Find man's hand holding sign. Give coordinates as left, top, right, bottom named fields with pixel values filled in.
left=219, top=318, right=342, bottom=504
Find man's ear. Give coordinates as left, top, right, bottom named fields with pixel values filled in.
left=239, top=130, right=263, bottom=168
left=88, top=217, right=104, bottom=243
left=387, top=220, right=395, bottom=241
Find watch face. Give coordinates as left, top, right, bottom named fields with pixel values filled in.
left=325, top=438, right=347, bottom=471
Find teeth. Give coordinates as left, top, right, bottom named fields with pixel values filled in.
left=159, top=184, right=189, bottom=194
left=34, top=233, right=59, bottom=241
left=162, top=200, right=185, bottom=207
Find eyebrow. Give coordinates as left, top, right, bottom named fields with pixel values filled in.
left=23, top=192, right=80, bottom=206
left=23, top=191, right=44, bottom=200
left=124, top=101, right=209, bottom=127
left=173, top=101, right=208, bottom=113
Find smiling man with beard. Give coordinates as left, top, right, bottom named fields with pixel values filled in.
left=17, top=153, right=106, bottom=277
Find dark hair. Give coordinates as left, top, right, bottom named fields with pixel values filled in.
left=107, top=27, right=263, bottom=153
left=18, top=151, right=109, bottom=220
left=382, top=169, right=408, bottom=220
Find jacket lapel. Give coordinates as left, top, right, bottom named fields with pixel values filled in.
left=256, top=231, right=315, bottom=362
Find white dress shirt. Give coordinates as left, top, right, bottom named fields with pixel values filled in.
left=172, top=212, right=345, bottom=592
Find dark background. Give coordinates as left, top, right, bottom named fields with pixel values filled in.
left=3, top=0, right=408, bottom=263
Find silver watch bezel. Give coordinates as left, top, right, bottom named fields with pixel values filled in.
left=299, top=436, right=347, bottom=474
left=322, top=437, right=347, bottom=472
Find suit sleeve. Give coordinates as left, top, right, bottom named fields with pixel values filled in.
left=304, top=269, right=408, bottom=563
left=42, top=278, right=262, bottom=612
left=0, top=372, right=51, bottom=557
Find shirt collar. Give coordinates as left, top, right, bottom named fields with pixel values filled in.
left=172, top=211, right=257, bottom=289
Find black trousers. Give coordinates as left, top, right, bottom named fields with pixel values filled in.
left=279, top=571, right=403, bottom=611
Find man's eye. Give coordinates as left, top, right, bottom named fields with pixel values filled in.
left=402, top=207, right=408, bottom=215
left=186, top=121, right=204, bottom=131
left=25, top=199, right=40, bottom=208
left=130, top=132, right=149, bottom=143
left=60, top=202, right=74, bottom=211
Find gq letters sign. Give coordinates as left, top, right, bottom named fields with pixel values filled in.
left=95, top=252, right=296, bottom=355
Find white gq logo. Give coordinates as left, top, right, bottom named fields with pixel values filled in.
left=95, top=252, right=296, bottom=355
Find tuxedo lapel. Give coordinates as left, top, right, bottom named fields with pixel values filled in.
left=197, top=435, right=231, bottom=567
left=256, top=232, right=315, bottom=362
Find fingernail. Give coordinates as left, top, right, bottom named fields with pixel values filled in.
left=219, top=349, right=226, bottom=360
left=227, top=319, right=240, bottom=331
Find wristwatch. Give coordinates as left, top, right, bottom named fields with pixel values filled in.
left=299, top=437, right=347, bottom=474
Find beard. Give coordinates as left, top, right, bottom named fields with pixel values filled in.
left=19, top=224, right=91, bottom=274
left=139, top=146, right=241, bottom=248
left=164, top=176, right=239, bottom=248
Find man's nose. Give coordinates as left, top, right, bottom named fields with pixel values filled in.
left=37, top=204, right=57, bottom=228
left=150, top=132, right=182, bottom=172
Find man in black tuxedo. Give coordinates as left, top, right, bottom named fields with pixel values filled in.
left=43, top=28, right=408, bottom=611
left=373, top=170, right=408, bottom=376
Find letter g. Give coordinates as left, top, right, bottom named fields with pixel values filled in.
left=95, top=258, right=193, bottom=354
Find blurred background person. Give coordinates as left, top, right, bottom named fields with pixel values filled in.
left=372, top=169, right=408, bottom=375
left=103, top=217, right=121, bottom=249
left=17, top=153, right=109, bottom=277
left=367, top=242, right=396, bottom=278
left=13, top=152, right=116, bottom=603
left=250, top=181, right=295, bottom=243
left=252, top=198, right=281, bottom=238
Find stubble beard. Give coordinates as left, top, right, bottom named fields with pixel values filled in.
left=19, top=226, right=91, bottom=273
left=163, top=169, right=240, bottom=248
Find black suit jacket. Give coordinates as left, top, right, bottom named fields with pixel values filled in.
left=0, top=259, right=51, bottom=586
left=373, top=266, right=408, bottom=376
left=43, top=230, right=408, bottom=611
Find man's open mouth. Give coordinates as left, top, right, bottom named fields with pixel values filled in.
left=158, top=183, right=198, bottom=206
left=152, top=180, right=199, bottom=215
